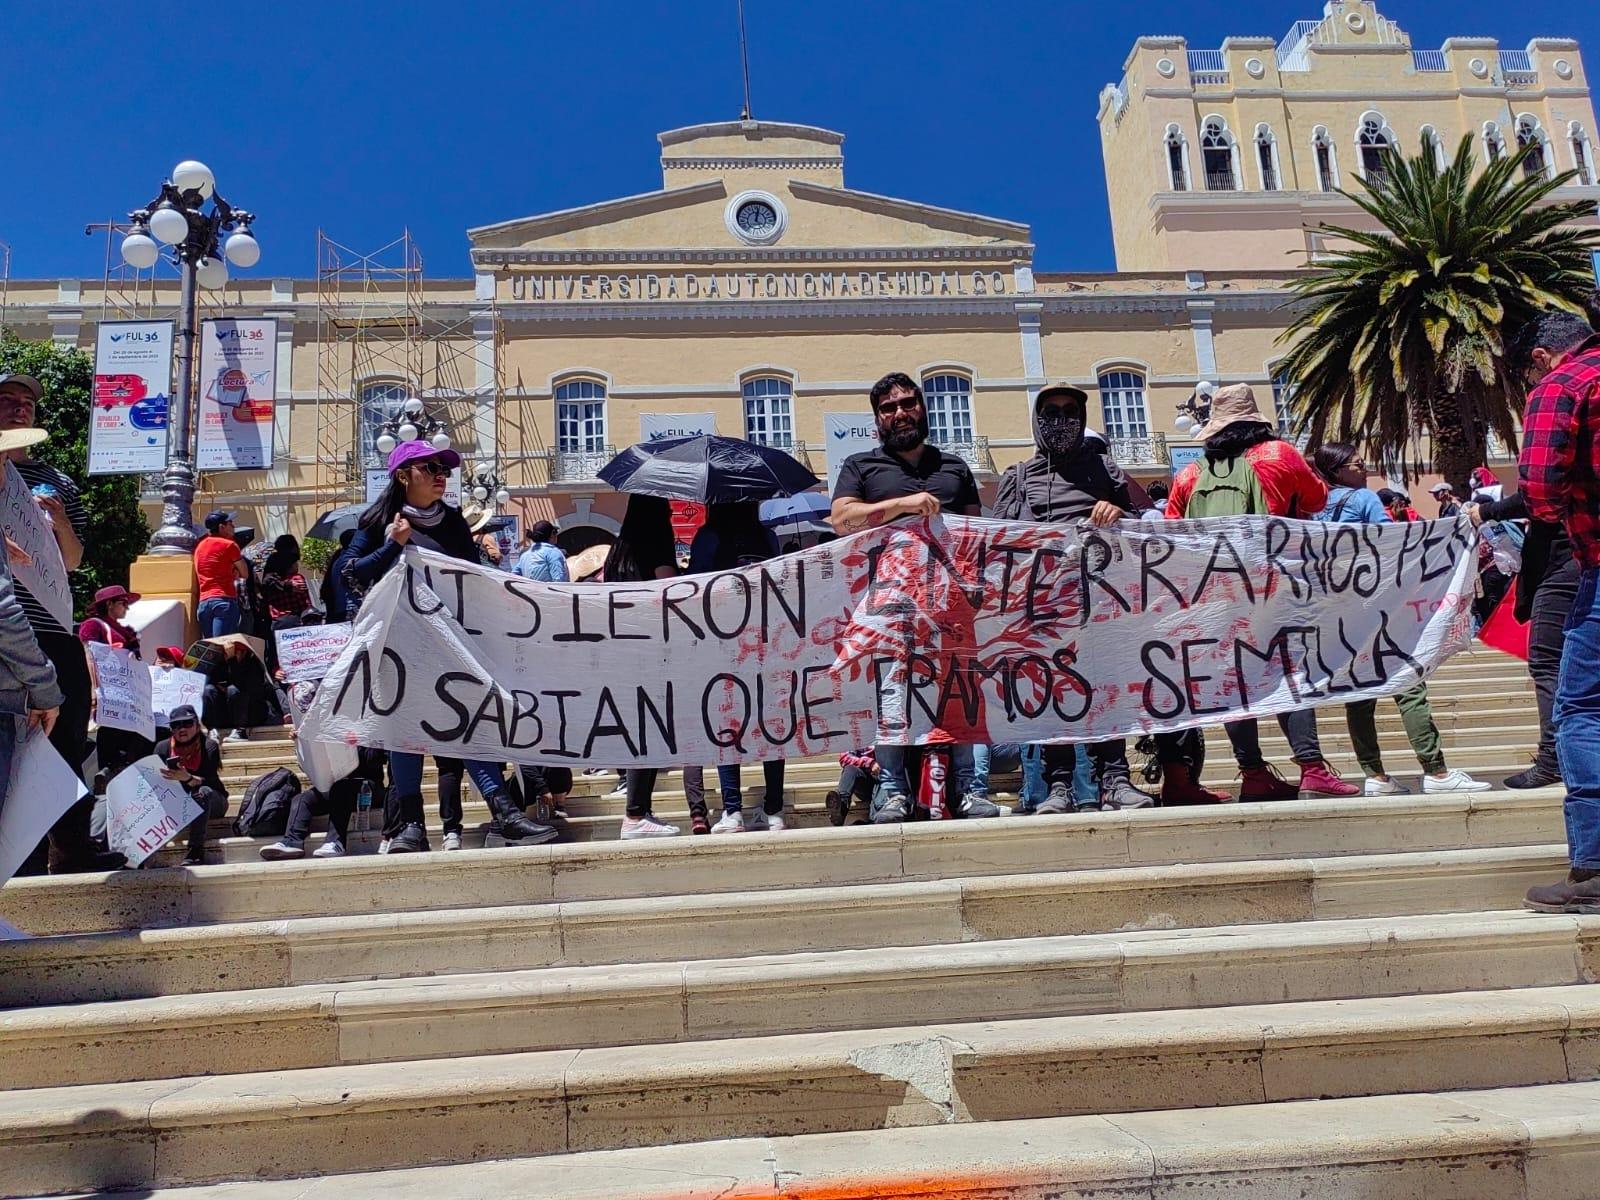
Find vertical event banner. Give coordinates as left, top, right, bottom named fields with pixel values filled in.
left=366, top=466, right=462, bottom=506
left=104, top=756, right=202, bottom=868
left=639, top=412, right=717, bottom=441
left=0, top=730, right=89, bottom=886
left=196, top=318, right=277, bottom=470
left=823, top=413, right=880, bottom=492
left=89, top=321, right=172, bottom=475
left=0, top=462, right=73, bottom=630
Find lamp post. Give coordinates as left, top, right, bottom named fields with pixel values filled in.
left=120, top=161, right=260, bottom=555
left=1172, top=380, right=1216, bottom=438
left=465, top=463, right=511, bottom=509
left=374, top=396, right=453, bottom=459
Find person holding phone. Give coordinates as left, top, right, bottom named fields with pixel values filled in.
left=154, top=704, right=229, bottom=867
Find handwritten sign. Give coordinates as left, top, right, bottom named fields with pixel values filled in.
left=0, top=462, right=72, bottom=631
left=0, top=728, right=89, bottom=886
left=275, top=622, right=354, bottom=683
left=105, top=755, right=202, bottom=868
left=149, top=666, right=206, bottom=725
left=296, top=515, right=1478, bottom=789
left=87, top=642, right=155, bottom=740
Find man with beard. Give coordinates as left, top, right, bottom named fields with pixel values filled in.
left=831, top=371, right=1000, bottom=823
left=994, top=384, right=1220, bottom=811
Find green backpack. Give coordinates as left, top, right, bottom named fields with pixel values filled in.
left=1185, top=454, right=1267, bottom=517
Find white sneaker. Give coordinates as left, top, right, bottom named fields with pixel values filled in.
left=1363, top=776, right=1409, bottom=795
left=620, top=814, right=680, bottom=839
left=378, top=837, right=392, bottom=854
left=442, top=831, right=462, bottom=851
left=225, top=728, right=249, bottom=743
left=605, top=783, right=628, bottom=798
left=312, top=840, right=345, bottom=858
left=711, top=811, right=744, bottom=834
left=765, top=812, right=786, bottom=832
left=1422, top=768, right=1493, bottom=793
left=259, top=840, right=303, bottom=860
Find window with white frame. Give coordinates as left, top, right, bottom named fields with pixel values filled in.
left=1270, top=368, right=1298, bottom=437
left=923, top=374, right=974, bottom=446
left=555, top=378, right=607, bottom=453
left=1419, top=124, right=1447, bottom=169
left=1165, top=124, right=1189, bottom=191
left=1201, top=117, right=1237, bottom=191
left=359, top=380, right=409, bottom=465
left=1358, top=112, right=1393, bottom=181
left=1517, top=116, right=1551, bottom=179
left=742, top=376, right=794, bottom=448
left=1312, top=126, right=1338, bottom=191
left=1484, top=121, right=1506, bottom=164
left=1255, top=124, right=1279, bottom=190
left=1572, top=123, right=1597, bottom=186
left=1096, top=370, right=1149, bottom=440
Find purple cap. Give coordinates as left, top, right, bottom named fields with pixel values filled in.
left=386, top=441, right=461, bottom=473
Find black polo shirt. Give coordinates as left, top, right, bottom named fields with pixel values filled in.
left=833, top=444, right=981, bottom=511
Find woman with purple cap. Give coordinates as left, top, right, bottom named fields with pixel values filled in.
left=348, top=440, right=558, bottom=854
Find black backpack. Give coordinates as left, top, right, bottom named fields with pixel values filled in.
left=233, top=767, right=302, bottom=837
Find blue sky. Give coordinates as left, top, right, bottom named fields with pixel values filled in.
left=3, top=0, right=1595, bottom=280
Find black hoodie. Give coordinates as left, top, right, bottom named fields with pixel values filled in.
left=992, top=394, right=1133, bottom=523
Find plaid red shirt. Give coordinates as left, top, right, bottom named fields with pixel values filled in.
left=1519, top=334, right=1600, bottom=568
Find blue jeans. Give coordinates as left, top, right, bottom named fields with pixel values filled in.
left=389, top=751, right=506, bottom=805
left=1072, top=744, right=1098, bottom=806
left=872, top=742, right=975, bottom=816
left=969, top=743, right=1047, bottom=810
left=197, top=597, right=241, bottom=639
left=1557, top=566, right=1600, bottom=870
left=716, top=760, right=785, bottom=815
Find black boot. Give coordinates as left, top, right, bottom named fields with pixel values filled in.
left=387, top=794, right=430, bottom=853
left=486, top=790, right=559, bottom=847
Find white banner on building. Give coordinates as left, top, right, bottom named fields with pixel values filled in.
left=0, top=462, right=73, bottom=631
left=149, top=665, right=206, bottom=726
left=823, top=412, right=880, bottom=492
left=639, top=412, right=717, bottom=442
left=366, top=466, right=461, bottom=506
left=86, top=642, right=155, bottom=741
left=196, top=318, right=277, bottom=470
left=104, top=756, right=202, bottom=868
left=0, top=729, right=89, bottom=887
left=275, top=622, right=354, bottom=683
left=88, top=321, right=173, bottom=475
left=297, top=515, right=1478, bottom=789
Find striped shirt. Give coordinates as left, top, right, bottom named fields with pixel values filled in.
left=10, top=458, right=87, bottom=636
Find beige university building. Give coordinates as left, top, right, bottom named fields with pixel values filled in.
left=3, top=1, right=1596, bottom=553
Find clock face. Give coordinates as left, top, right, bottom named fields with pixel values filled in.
left=735, top=200, right=778, bottom=237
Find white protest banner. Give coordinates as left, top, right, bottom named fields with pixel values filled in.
left=89, top=320, right=173, bottom=475
left=149, top=665, right=206, bottom=725
left=196, top=318, right=277, bottom=469
left=86, top=642, right=155, bottom=740
left=0, top=728, right=90, bottom=886
left=105, top=756, right=202, bottom=868
left=297, top=515, right=1479, bottom=789
left=275, top=622, right=354, bottom=683
left=640, top=412, right=717, bottom=442
left=823, top=412, right=880, bottom=492
left=0, top=462, right=73, bottom=631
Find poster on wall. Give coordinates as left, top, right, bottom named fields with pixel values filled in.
left=1168, top=445, right=1204, bottom=478
left=823, top=412, right=880, bottom=492
left=196, top=318, right=277, bottom=470
left=366, top=464, right=461, bottom=506
left=639, top=412, right=717, bottom=442
left=88, top=321, right=172, bottom=475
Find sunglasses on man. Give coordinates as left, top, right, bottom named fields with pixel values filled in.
left=876, top=396, right=922, bottom=415
left=169, top=718, right=198, bottom=730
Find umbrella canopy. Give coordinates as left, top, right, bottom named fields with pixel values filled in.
left=759, top=491, right=831, bottom=529
left=598, top=435, right=818, bottom=504
left=567, top=544, right=609, bottom=581
left=306, top=504, right=366, bottom=541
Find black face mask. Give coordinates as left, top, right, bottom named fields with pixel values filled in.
left=1037, top=409, right=1085, bottom=457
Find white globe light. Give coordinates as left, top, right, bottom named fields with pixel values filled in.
left=223, top=230, right=260, bottom=268
left=376, top=433, right=397, bottom=455
left=402, top=397, right=425, bottom=416
left=397, top=422, right=419, bottom=442
left=1173, top=414, right=1192, bottom=435
left=121, top=232, right=160, bottom=269
left=472, top=485, right=490, bottom=502
left=195, top=257, right=229, bottom=289
left=430, top=431, right=451, bottom=450
left=149, top=206, right=189, bottom=245
left=495, top=488, right=511, bottom=506
left=171, top=160, right=215, bottom=198
left=1195, top=380, right=1217, bottom=398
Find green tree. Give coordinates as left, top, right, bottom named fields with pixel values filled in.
left=1275, top=136, right=1600, bottom=492
left=0, top=334, right=151, bottom=619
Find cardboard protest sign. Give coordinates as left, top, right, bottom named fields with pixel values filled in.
left=296, top=514, right=1479, bottom=789
left=105, top=756, right=203, bottom=868
left=0, top=728, right=90, bottom=886
left=149, top=665, right=206, bottom=725
left=275, top=623, right=354, bottom=683
left=86, top=642, right=155, bottom=740
left=0, top=462, right=72, bottom=631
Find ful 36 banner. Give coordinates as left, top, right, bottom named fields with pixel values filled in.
left=196, top=318, right=277, bottom=470
left=296, top=515, right=1477, bottom=787
left=88, top=321, right=172, bottom=475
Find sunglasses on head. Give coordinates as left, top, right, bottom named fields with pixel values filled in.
left=876, top=397, right=922, bottom=415
left=411, top=460, right=451, bottom=477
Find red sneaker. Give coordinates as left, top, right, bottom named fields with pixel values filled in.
left=1298, top=760, right=1361, bottom=798
left=1159, top=763, right=1230, bottom=806
left=1238, top=765, right=1299, bottom=802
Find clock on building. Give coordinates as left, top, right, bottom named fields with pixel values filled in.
left=726, top=191, right=786, bottom=245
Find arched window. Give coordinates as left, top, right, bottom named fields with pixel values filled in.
left=1096, top=370, right=1148, bottom=440
left=742, top=376, right=794, bottom=449
left=1312, top=126, right=1339, bottom=191
left=922, top=374, right=974, bottom=447
left=359, top=380, right=409, bottom=466
left=1201, top=117, right=1238, bottom=191
left=1254, top=124, right=1280, bottom=191
left=1484, top=121, right=1506, bottom=165
left=554, top=378, right=607, bottom=453
left=1164, top=124, right=1190, bottom=191
left=1419, top=124, right=1447, bottom=169
left=1357, top=112, right=1394, bottom=181
left=1572, top=122, right=1598, bottom=186
left=1517, top=115, right=1552, bottom=179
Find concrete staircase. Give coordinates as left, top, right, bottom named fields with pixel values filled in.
left=2, top=643, right=1595, bottom=1199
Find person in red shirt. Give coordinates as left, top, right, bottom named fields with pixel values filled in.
left=194, top=511, right=247, bottom=638
left=1166, top=383, right=1360, bottom=802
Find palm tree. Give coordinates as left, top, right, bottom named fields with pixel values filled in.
left=1275, top=136, right=1600, bottom=492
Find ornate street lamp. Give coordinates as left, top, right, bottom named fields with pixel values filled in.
left=121, top=161, right=260, bottom=554
left=465, top=463, right=511, bottom=508
left=1173, top=380, right=1216, bottom=438
left=374, top=397, right=452, bottom=458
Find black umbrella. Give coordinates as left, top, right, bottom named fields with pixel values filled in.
left=306, top=503, right=366, bottom=541
left=598, top=434, right=819, bottom=503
